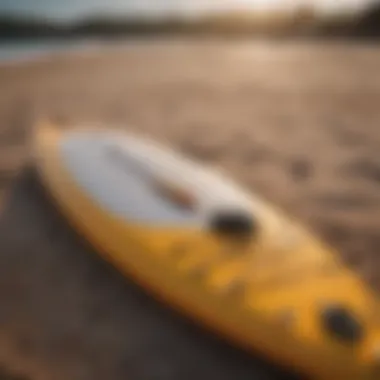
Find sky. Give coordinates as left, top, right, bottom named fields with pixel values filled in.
left=0, top=0, right=376, bottom=20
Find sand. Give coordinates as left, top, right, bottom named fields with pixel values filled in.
left=0, top=38, right=380, bottom=379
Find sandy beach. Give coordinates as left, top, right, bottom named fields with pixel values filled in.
left=0, top=38, right=380, bottom=379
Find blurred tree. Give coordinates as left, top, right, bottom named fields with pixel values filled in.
left=293, top=4, right=317, bottom=26
left=354, top=2, right=380, bottom=37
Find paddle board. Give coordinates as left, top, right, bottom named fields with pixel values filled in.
left=32, top=120, right=380, bottom=380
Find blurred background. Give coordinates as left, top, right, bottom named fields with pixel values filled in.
left=1, top=1, right=380, bottom=380
left=0, top=0, right=380, bottom=61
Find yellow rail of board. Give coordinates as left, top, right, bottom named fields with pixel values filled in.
left=32, top=120, right=380, bottom=380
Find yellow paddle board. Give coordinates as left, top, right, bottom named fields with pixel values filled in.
left=32, top=120, right=380, bottom=380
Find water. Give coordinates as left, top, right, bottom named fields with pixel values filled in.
left=0, top=38, right=102, bottom=63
